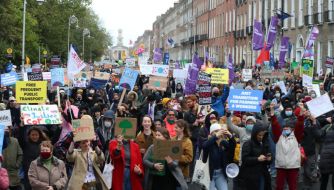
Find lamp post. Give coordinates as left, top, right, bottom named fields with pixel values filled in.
left=22, top=0, right=45, bottom=72
left=82, top=28, right=90, bottom=62
left=67, top=15, right=78, bottom=59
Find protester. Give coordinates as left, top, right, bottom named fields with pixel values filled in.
left=164, top=109, right=177, bottom=138
left=96, top=110, right=115, bottom=154
left=136, top=115, right=156, bottom=155
left=28, top=141, right=67, bottom=190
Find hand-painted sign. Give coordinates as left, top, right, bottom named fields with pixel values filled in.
left=72, top=115, right=95, bottom=142
left=115, top=117, right=137, bottom=139
left=51, top=68, right=65, bottom=87
left=152, top=64, right=169, bottom=77
left=0, top=110, right=12, bottom=127
left=0, top=72, right=18, bottom=86
left=119, top=68, right=139, bottom=90
left=153, top=140, right=183, bottom=160
left=148, top=76, right=168, bottom=91
left=198, top=85, right=212, bottom=105
left=20, top=105, right=61, bottom=125
left=16, top=81, right=47, bottom=103
left=301, top=59, right=314, bottom=77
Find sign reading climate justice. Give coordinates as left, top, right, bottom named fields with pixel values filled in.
left=16, top=81, right=47, bottom=103
left=21, top=105, right=61, bottom=125
left=228, top=89, right=263, bottom=112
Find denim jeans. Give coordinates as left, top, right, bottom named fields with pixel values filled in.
left=123, top=167, right=132, bottom=190
left=209, top=169, right=228, bottom=190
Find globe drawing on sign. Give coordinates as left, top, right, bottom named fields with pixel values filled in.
left=158, top=67, right=164, bottom=73
left=81, top=73, right=87, bottom=78
left=172, top=146, right=180, bottom=154
left=154, top=81, right=161, bottom=87
left=119, top=119, right=133, bottom=135
left=303, top=64, right=310, bottom=70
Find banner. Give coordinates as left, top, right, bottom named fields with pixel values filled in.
left=51, top=68, right=65, bottom=87
left=67, top=45, right=86, bottom=79
left=90, top=78, right=108, bottom=89
left=153, top=48, right=163, bottom=63
left=148, top=76, right=168, bottom=92
left=115, top=117, right=137, bottom=139
left=252, top=19, right=264, bottom=50
left=72, top=115, right=95, bottom=142
left=125, top=58, right=136, bottom=67
left=205, top=68, right=229, bottom=84
left=27, top=72, right=43, bottom=81
left=279, top=36, right=290, bottom=67
left=228, top=89, right=263, bottom=112
left=0, top=72, right=18, bottom=86
left=173, top=69, right=187, bottom=79
left=261, top=70, right=286, bottom=80
left=227, top=54, right=234, bottom=83
left=153, top=140, right=183, bottom=160
left=184, top=54, right=202, bottom=95
left=152, top=64, right=169, bottom=77
left=0, top=110, right=12, bottom=127
left=119, top=68, right=139, bottom=90
left=198, top=72, right=211, bottom=85
left=305, top=26, right=319, bottom=50
left=163, top=53, right=170, bottom=65
left=198, top=85, right=212, bottom=105
left=21, top=105, right=61, bottom=125
left=242, top=69, right=252, bottom=82
left=16, top=81, right=47, bottom=103
left=266, top=16, right=279, bottom=50
left=306, top=94, right=334, bottom=118
left=42, top=72, right=51, bottom=80
left=301, top=59, right=314, bottom=77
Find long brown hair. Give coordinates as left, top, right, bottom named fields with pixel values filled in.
left=156, top=127, right=170, bottom=140
left=142, top=115, right=156, bottom=131
left=176, top=119, right=191, bottom=138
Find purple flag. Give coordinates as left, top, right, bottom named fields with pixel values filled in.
left=266, top=16, right=279, bottom=50
left=279, top=36, right=290, bottom=68
left=184, top=53, right=203, bottom=95
left=227, top=54, right=234, bottom=83
left=175, top=60, right=180, bottom=69
left=153, top=48, right=163, bottom=63
left=252, top=20, right=264, bottom=50
left=305, top=26, right=319, bottom=50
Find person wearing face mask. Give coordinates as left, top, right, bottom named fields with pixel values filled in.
left=2, top=126, right=23, bottom=190
left=92, top=106, right=103, bottom=129
left=211, top=85, right=230, bottom=117
left=96, top=110, right=115, bottom=155
left=7, top=96, right=21, bottom=127
left=319, top=83, right=327, bottom=95
left=270, top=102, right=305, bottom=190
left=136, top=116, right=156, bottom=155
left=28, top=141, right=67, bottom=190
left=199, top=111, right=219, bottom=154
left=309, top=90, right=317, bottom=99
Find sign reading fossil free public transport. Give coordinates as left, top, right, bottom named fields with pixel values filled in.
left=16, top=81, right=47, bottom=103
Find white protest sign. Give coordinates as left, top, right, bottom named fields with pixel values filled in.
left=152, top=64, right=169, bottom=77
left=173, top=69, right=187, bottom=79
left=277, top=81, right=287, bottom=95
left=0, top=110, right=12, bottom=127
left=302, top=74, right=313, bottom=88
left=242, top=69, right=252, bottom=82
left=139, top=64, right=153, bottom=75
left=42, top=72, right=51, bottom=80
left=125, top=58, right=136, bottom=67
left=306, top=94, right=334, bottom=117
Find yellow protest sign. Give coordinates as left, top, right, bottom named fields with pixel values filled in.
left=16, top=81, right=47, bottom=103
left=205, top=68, right=229, bottom=84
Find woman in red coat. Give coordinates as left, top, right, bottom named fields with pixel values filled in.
left=109, top=135, right=144, bottom=190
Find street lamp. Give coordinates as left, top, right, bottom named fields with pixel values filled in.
left=67, top=15, right=79, bottom=59
left=22, top=0, right=45, bottom=72
left=82, top=28, right=90, bottom=62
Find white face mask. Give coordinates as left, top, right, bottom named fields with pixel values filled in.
left=104, top=121, right=112, bottom=128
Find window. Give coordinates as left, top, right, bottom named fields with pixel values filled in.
left=229, top=11, right=232, bottom=32
left=291, top=0, right=295, bottom=27
left=318, top=0, right=323, bottom=23
left=329, top=0, right=334, bottom=21
left=317, top=42, right=322, bottom=75
left=265, top=0, right=269, bottom=28
left=271, top=0, right=275, bottom=16
left=328, top=41, right=334, bottom=57
left=298, top=0, right=304, bottom=26
left=284, top=0, right=288, bottom=28
left=248, top=4, right=252, bottom=26
left=226, top=12, right=228, bottom=33
left=233, top=9, right=235, bottom=31
left=253, top=2, right=257, bottom=21
left=308, top=0, right=313, bottom=24
left=259, top=0, right=262, bottom=21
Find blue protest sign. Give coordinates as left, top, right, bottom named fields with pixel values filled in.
left=51, top=68, right=65, bottom=87
left=0, top=125, right=4, bottom=155
left=1, top=71, right=18, bottom=86
left=163, top=53, right=170, bottom=65
left=228, top=89, right=263, bottom=112
left=119, top=68, right=139, bottom=90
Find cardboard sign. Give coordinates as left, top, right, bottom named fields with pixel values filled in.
left=228, top=89, right=263, bottom=113
left=115, top=117, right=137, bottom=139
left=119, top=68, right=139, bottom=90
left=0, top=72, right=18, bottom=86
left=126, top=58, right=136, bottom=67
left=94, top=72, right=110, bottom=80
left=301, top=59, right=314, bottom=77
left=261, top=70, right=285, bottom=79
left=21, top=105, right=61, bottom=125
left=306, top=94, right=334, bottom=117
left=197, top=72, right=211, bottom=85
left=51, top=68, right=65, bottom=87
left=198, top=85, right=212, bottom=105
left=27, top=72, right=43, bottom=81
left=152, top=140, right=183, bottom=160
left=103, top=64, right=113, bottom=69
left=173, top=69, right=187, bottom=79
left=16, top=81, right=47, bottom=103
left=242, top=69, right=252, bottom=82
left=148, top=76, right=168, bottom=91
left=152, top=64, right=169, bottom=77
left=205, top=68, right=229, bottom=84
left=0, top=110, right=12, bottom=127
left=42, top=72, right=51, bottom=80
left=72, top=115, right=95, bottom=142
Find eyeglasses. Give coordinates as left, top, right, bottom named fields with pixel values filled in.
left=168, top=114, right=175, bottom=116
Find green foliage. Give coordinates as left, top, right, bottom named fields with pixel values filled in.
left=0, top=0, right=112, bottom=68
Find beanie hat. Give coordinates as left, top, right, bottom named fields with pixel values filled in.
left=162, top=98, right=171, bottom=106
left=210, top=123, right=222, bottom=134
left=246, top=116, right=256, bottom=123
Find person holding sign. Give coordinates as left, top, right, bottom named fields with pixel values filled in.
left=136, top=116, right=156, bottom=155
left=67, top=139, right=109, bottom=190
left=143, top=127, right=188, bottom=190
left=202, top=123, right=236, bottom=190
left=109, top=135, right=144, bottom=190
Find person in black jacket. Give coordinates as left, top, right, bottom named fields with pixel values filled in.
left=202, top=123, right=236, bottom=190
left=319, top=122, right=334, bottom=190
left=239, top=122, right=272, bottom=190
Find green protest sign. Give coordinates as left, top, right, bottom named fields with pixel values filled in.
left=115, top=117, right=137, bottom=139
left=300, top=59, right=314, bottom=77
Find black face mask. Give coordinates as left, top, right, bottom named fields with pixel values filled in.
left=265, top=82, right=270, bottom=86
left=213, top=92, right=220, bottom=97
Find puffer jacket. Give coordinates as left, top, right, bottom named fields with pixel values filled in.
left=319, top=125, right=334, bottom=174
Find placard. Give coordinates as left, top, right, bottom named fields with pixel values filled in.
left=73, top=77, right=87, bottom=88
left=148, top=76, right=168, bottom=92
left=228, top=89, right=263, bottom=112
left=173, top=69, right=187, bottom=79
left=16, top=81, right=47, bottom=103
left=261, top=70, right=285, bottom=79
left=27, top=72, right=43, bottom=81
left=307, top=84, right=321, bottom=97
left=119, top=68, right=139, bottom=90
left=152, top=140, right=183, bottom=160
left=326, top=57, right=334, bottom=68
left=277, top=81, right=287, bottom=95
left=242, top=69, right=252, bottom=82
left=301, top=59, right=314, bottom=77
left=72, top=115, right=95, bottom=142
left=197, top=72, right=211, bottom=85
left=302, top=74, right=313, bottom=88
left=20, top=105, right=61, bottom=125
left=306, top=94, right=334, bottom=118
left=152, top=64, right=169, bottom=77
left=205, top=68, right=229, bottom=84
left=51, top=68, right=65, bottom=87
left=0, top=125, right=4, bottom=156
left=126, top=58, right=136, bottom=67
left=198, top=85, right=212, bottom=105
left=0, top=72, right=18, bottom=86
left=0, top=110, right=12, bottom=127
left=94, top=72, right=110, bottom=80
left=42, top=72, right=51, bottom=80
left=115, top=117, right=137, bottom=139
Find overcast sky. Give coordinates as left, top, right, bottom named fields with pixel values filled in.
left=91, top=0, right=177, bottom=47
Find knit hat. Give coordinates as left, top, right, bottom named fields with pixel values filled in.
left=246, top=116, right=256, bottom=123
left=162, top=98, right=171, bottom=106
left=210, top=123, right=222, bottom=134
